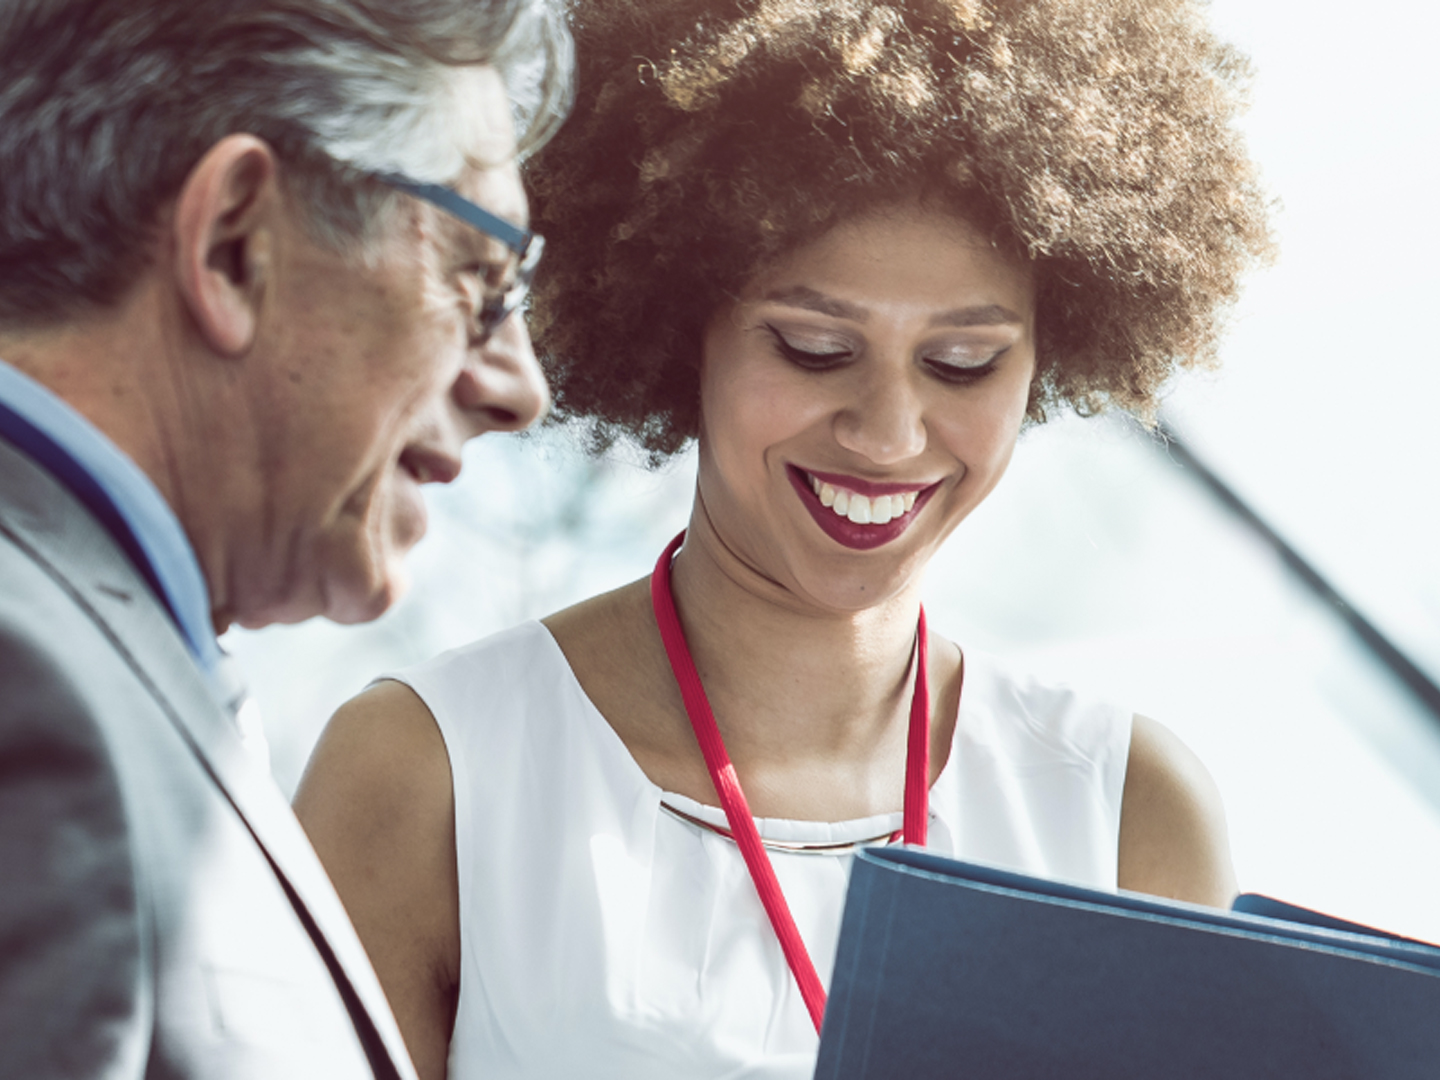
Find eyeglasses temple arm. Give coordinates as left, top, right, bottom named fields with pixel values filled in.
left=375, top=173, right=534, bottom=256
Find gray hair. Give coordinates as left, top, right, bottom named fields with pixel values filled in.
left=0, top=0, right=573, bottom=327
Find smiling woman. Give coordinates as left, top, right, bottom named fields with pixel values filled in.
left=291, top=1, right=1273, bottom=1077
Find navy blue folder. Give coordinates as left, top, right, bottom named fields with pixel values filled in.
left=815, top=847, right=1440, bottom=1079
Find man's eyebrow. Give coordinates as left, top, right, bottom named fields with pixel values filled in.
left=762, top=287, right=1024, bottom=328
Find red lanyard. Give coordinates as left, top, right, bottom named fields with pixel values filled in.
left=649, top=531, right=931, bottom=1034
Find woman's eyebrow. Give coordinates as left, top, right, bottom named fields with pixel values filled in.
left=931, top=304, right=1025, bottom=328
left=762, top=286, right=867, bottom=321
left=762, top=287, right=1024, bottom=329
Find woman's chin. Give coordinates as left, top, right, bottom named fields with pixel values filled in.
left=771, top=541, right=930, bottom=616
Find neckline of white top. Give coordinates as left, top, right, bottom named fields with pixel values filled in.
left=535, top=621, right=960, bottom=852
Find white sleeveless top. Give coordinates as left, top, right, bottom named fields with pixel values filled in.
left=391, top=621, right=1131, bottom=1080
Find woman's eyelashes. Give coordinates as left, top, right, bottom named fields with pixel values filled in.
left=922, top=348, right=1007, bottom=384
left=765, top=323, right=1008, bottom=383
left=765, top=324, right=852, bottom=369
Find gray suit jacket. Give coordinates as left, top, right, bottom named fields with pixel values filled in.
left=0, top=439, right=418, bottom=1079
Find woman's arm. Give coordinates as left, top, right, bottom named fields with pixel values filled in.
left=293, top=680, right=460, bottom=1080
left=1117, top=714, right=1238, bottom=908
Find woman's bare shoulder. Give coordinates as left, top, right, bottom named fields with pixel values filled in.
left=293, top=681, right=458, bottom=1080
left=543, top=577, right=697, bottom=788
left=295, top=680, right=453, bottom=832
left=1118, top=715, right=1237, bottom=909
left=543, top=577, right=676, bottom=722
left=543, top=576, right=652, bottom=652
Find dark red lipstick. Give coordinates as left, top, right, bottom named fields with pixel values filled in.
left=786, top=465, right=940, bottom=551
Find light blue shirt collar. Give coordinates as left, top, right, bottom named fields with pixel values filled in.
left=0, top=359, right=224, bottom=676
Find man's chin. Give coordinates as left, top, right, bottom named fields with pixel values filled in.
left=229, top=562, right=410, bottom=629
left=324, top=567, right=411, bottom=625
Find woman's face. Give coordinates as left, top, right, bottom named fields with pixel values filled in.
left=697, top=203, right=1036, bottom=613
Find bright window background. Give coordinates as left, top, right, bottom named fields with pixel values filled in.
left=225, top=0, right=1440, bottom=942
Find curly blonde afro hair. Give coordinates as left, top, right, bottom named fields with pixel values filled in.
left=526, top=0, right=1274, bottom=456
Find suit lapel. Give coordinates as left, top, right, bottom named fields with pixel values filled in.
left=0, top=443, right=418, bottom=1080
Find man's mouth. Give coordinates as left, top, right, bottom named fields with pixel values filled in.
left=398, top=447, right=462, bottom=485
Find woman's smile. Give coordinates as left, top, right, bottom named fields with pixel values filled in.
left=786, top=465, right=943, bottom=550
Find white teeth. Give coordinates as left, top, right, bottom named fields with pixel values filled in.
left=803, top=470, right=924, bottom=526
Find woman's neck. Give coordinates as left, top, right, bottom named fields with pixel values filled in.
left=664, top=507, right=927, bottom=811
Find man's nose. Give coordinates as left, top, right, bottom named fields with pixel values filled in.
left=453, top=312, right=551, bottom=434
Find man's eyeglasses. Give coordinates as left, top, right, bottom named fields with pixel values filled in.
left=376, top=173, right=544, bottom=342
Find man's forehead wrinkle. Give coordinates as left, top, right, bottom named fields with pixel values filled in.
left=454, top=65, right=519, bottom=173
left=442, top=66, right=529, bottom=229
left=461, top=165, right=530, bottom=232
left=467, top=179, right=529, bottom=229
left=460, top=142, right=518, bottom=176
left=461, top=129, right=522, bottom=171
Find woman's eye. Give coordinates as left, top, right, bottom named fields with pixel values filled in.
left=923, top=348, right=1008, bottom=385
left=766, top=325, right=851, bottom=369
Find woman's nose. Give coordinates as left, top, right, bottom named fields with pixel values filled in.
left=831, top=369, right=928, bottom=465
left=453, top=312, right=551, bottom=434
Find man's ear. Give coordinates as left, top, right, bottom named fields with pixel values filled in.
left=172, top=134, right=284, bottom=357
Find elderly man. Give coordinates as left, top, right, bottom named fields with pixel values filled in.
left=0, top=0, right=569, bottom=1076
